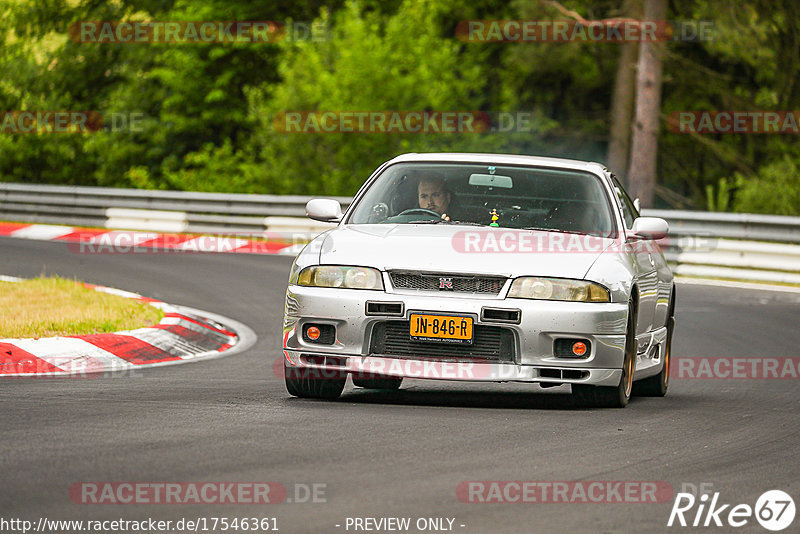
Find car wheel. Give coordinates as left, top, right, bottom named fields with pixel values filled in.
left=284, top=361, right=346, bottom=400
left=633, top=290, right=675, bottom=397
left=352, top=374, right=403, bottom=390
left=573, top=300, right=637, bottom=408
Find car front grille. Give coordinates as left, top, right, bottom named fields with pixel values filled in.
left=369, top=321, right=515, bottom=362
left=389, top=272, right=507, bottom=295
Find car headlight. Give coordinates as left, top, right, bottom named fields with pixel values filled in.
left=295, top=266, right=384, bottom=290
left=508, top=277, right=610, bottom=302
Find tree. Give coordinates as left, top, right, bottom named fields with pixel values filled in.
left=606, top=0, right=641, bottom=181
left=1, top=0, right=798, bottom=214
left=246, top=0, right=552, bottom=195
left=626, top=0, right=666, bottom=207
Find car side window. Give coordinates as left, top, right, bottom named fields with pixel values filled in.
left=611, top=176, right=638, bottom=229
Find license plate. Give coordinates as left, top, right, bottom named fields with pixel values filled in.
left=409, top=313, right=473, bottom=344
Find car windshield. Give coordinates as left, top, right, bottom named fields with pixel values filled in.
left=347, top=162, right=617, bottom=237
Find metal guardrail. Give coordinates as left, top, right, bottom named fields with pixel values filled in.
left=641, top=209, right=800, bottom=284
left=644, top=209, right=800, bottom=244
left=2, top=182, right=800, bottom=284
left=0, top=182, right=350, bottom=233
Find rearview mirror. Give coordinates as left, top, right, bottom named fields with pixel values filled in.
left=468, top=174, right=513, bottom=188
left=306, top=199, right=343, bottom=223
left=628, top=217, right=668, bottom=240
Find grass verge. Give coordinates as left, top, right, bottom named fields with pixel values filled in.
left=0, top=277, right=164, bottom=338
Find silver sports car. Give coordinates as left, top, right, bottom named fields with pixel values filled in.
left=282, top=153, right=675, bottom=407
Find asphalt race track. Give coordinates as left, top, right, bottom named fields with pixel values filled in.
left=2, top=237, right=799, bottom=533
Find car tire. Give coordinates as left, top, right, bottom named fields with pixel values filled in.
left=573, top=300, right=637, bottom=408
left=284, top=362, right=346, bottom=400
left=633, top=288, right=675, bottom=397
left=352, top=374, right=403, bottom=390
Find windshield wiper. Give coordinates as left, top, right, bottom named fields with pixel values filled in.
left=409, top=219, right=486, bottom=227
left=521, top=226, right=597, bottom=237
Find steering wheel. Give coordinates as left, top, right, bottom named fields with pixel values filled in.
left=396, top=208, right=441, bottom=218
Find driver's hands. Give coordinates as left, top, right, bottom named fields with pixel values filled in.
left=441, top=213, right=451, bottom=221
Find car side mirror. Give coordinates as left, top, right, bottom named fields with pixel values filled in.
left=633, top=198, right=641, bottom=212
left=306, top=199, right=343, bottom=223
left=627, top=217, right=668, bottom=240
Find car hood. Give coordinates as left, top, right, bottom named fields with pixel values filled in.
left=317, top=224, right=615, bottom=279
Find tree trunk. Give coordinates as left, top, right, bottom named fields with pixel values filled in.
left=627, top=0, right=666, bottom=207
left=607, top=0, right=642, bottom=181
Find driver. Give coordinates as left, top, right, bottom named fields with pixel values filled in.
left=417, top=174, right=451, bottom=217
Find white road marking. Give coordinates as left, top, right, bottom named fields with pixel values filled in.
left=92, top=286, right=146, bottom=299
left=676, top=276, right=800, bottom=294
left=0, top=278, right=253, bottom=376
left=11, top=224, right=74, bottom=240
left=7, top=337, right=132, bottom=373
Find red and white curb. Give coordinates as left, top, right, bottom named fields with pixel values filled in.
left=0, top=276, right=257, bottom=377
left=0, top=222, right=308, bottom=256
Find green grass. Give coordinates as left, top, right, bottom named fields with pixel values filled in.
left=0, top=276, right=164, bottom=338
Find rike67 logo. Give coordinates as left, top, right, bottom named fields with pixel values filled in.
left=668, top=490, right=795, bottom=531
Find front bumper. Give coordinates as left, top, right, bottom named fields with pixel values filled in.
left=283, top=285, right=629, bottom=385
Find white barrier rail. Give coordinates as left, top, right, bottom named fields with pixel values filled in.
left=0, top=182, right=350, bottom=233
left=2, top=182, right=799, bottom=284
left=663, top=239, right=800, bottom=285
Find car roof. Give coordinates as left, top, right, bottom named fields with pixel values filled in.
left=388, top=152, right=608, bottom=173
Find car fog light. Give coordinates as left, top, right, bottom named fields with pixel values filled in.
left=302, top=323, right=336, bottom=344
left=306, top=326, right=321, bottom=341
left=554, top=338, right=592, bottom=358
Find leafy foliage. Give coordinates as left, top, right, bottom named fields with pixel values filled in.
left=0, top=0, right=798, bottom=210
left=733, top=155, right=800, bottom=216
left=247, top=0, right=553, bottom=195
